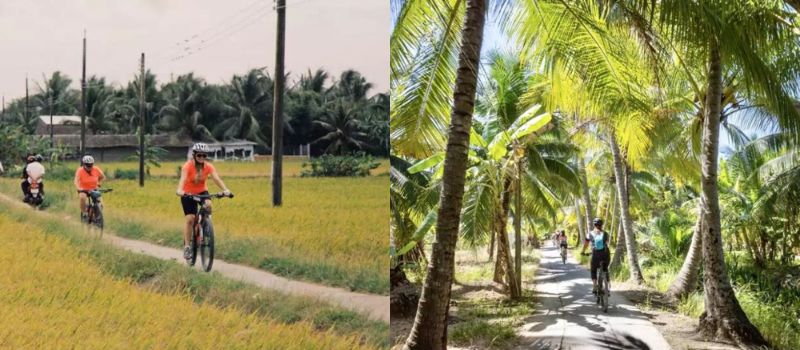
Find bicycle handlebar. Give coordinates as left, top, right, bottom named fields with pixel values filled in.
left=78, top=188, right=113, bottom=193
left=180, top=192, right=234, bottom=200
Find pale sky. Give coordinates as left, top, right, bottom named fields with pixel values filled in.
left=0, top=0, right=389, bottom=102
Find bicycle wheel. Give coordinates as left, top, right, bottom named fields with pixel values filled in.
left=200, top=218, right=215, bottom=272
left=93, top=203, right=104, bottom=230
left=188, top=223, right=199, bottom=266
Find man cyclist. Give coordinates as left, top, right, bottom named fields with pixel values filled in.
left=581, top=218, right=610, bottom=295
left=74, top=155, right=106, bottom=221
left=176, top=143, right=231, bottom=261
left=23, top=154, right=46, bottom=202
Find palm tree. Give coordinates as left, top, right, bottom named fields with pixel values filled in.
left=214, top=69, right=271, bottom=144
left=85, top=77, right=118, bottom=134
left=159, top=73, right=214, bottom=141
left=400, top=0, right=488, bottom=348
left=311, top=98, right=370, bottom=155
left=36, top=71, right=79, bottom=116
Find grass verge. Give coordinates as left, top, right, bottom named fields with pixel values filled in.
left=0, top=199, right=389, bottom=349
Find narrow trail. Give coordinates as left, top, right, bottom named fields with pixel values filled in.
left=0, top=192, right=389, bottom=323
left=515, top=245, right=671, bottom=350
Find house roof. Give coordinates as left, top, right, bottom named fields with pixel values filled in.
left=38, top=115, right=82, bottom=125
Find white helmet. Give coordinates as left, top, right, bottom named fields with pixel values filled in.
left=82, top=155, right=95, bottom=164
left=191, top=143, right=209, bottom=154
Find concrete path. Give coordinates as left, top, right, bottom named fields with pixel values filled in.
left=514, top=245, right=672, bottom=350
left=0, top=192, right=389, bottom=323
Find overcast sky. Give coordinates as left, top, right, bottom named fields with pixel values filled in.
left=0, top=0, right=389, bottom=103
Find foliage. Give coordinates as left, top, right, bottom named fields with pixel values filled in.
left=1, top=69, right=388, bottom=157
left=301, top=153, right=380, bottom=177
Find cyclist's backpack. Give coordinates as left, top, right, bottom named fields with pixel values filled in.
left=593, top=232, right=605, bottom=250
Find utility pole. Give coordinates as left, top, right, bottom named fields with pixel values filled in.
left=139, top=53, right=146, bottom=187
left=80, top=30, right=87, bottom=157
left=2, top=96, right=5, bottom=120
left=49, top=94, right=54, bottom=148
left=25, top=75, right=29, bottom=126
left=271, top=0, right=286, bottom=206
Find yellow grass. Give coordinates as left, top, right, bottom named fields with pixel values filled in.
left=0, top=162, right=389, bottom=292
left=0, top=213, right=373, bottom=349
left=100, top=158, right=390, bottom=177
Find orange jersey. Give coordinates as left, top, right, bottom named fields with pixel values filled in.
left=75, top=166, right=104, bottom=191
left=182, top=160, right=215, bottom=194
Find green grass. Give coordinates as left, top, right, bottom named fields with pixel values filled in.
left=0, top=198, right=389, bottom=349
left=449, top=294, right=535, bottom=349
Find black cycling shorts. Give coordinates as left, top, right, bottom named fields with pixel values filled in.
left=181, top=191, right=209, bottom=216
left=590, top=249, right=610, bottom=280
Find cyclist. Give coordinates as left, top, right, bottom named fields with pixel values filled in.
left=74, top=155, right=106, bottom=221
left=23, top=154, right=46, bottom=202
left=20, top=153, right=35, bottom=201
left=581, top=218, right=610, bottom=295
left=557, top=229, right=568, bottom=249
left=176, top=143, right=231, bottom=261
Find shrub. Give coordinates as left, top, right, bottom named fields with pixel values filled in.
left=113, top=169, right=139, bottom=180
left=300, top=153, right=379, bottom=177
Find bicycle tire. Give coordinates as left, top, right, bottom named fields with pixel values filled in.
left=188, top=223, right=199, bottom=266
left=85, top=207, right=93, bottom=224
left=94, top=203, right=104, bottom=230
left=200, top=218, right=215, bottom=272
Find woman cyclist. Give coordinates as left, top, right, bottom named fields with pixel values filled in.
left=176, top=143, right=232, bottom=261
left=74, top=155, right=106, bottom=221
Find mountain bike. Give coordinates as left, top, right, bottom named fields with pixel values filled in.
left=80, top=188, right=112, bottom=232
left=182, top=192, right=233, bottom=272
left=560, top=244, right=568, bottom=264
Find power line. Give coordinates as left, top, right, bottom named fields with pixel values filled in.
left=165, top=6, right=273, bottom=64
left=151, top=1, right=271, bottom=62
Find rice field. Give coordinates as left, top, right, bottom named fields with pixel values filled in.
left=0, top=159, right=389, bottom=294
left=0, top=213, right=375, bottom=349
left=100, top=157, right=390, bottom=177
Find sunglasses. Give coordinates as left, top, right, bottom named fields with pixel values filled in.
left=195, top=154, right=208, bottom=159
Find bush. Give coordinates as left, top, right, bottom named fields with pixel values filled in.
left=301, top=153, right=379, bottom=177
left=113, top=169, right=139, bottom=180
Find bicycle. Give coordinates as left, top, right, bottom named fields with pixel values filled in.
left=26, top=181, right=45, bottom=208
left=80, top=188, right=112, bottom=232
left=560, top=244, right=567, bottom=264
left=182, top=192, right=233, bottom=272
left=596, top=266, right=610, bottom=313
left=582, top=252, right=610, bottom=313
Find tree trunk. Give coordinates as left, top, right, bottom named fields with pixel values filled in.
left=665, top=210, right=703, bottom=301
left=578, top=156, right=595, bottom=233
left=575, top=199, right=584, bottom=244
left=610, top=194, right=625, bottom=271
left=609, top=133, right=645, bottom=284
left=495, top=177, right=520, bottom=298
left=493, top=211, right=507, bottom=284
left=514, top=163, right=522, bottom=295
left=403, top=1, right=486, bottom=348
left=488, top=225, right=495, bottom=261
left=696, top=43, right=767, bottom=347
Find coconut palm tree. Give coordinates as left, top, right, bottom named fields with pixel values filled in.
left=397, top=0, right=491, bottom=348
left=311, top=98, right=370, bottom=155
left=159, top=73, right=214, bottom=141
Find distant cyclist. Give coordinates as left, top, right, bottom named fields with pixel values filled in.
left=23, top=154, right=46, bottom=202
left=581, top=218, right=610, bottom=295
left=74, top=155, right=106, bottom=221
left=557, top=229, right=568, bottom=249
left=176, top=143, right=231, bottom=261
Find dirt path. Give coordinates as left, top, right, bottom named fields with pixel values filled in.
left=0, top=192, right=389, bottom=323
left=515, top=246, right=672, bottom=349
